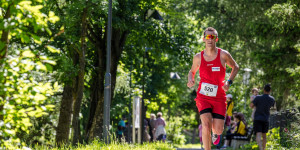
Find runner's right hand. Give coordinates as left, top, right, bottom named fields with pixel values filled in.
left=187, top=79, right=195, bottom=88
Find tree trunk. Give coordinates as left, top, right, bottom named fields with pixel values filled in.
left=0, top=3, right=12, bottom=60
left=110, top=30, right=128, bottom=95
left=87, top=28, right=128, bottom=141
left=72, top=7, right=88, bottom=145
left=55, top=84, right=74, bottom=145
left=87, top=45, right=105, bottom=140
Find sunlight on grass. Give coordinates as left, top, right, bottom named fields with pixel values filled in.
left=174, top=143, right=202, bottom=148
left=33, top=140, right=176, bottom=150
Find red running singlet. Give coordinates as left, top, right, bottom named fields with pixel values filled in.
left=196, top=48, right=226, bottom=102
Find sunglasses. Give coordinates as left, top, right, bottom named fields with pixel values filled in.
left=204, top=35, right=218, bottom=40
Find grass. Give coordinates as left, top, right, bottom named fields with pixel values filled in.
left=174, top=143, right=203, bottom=148
left=32, top=140, right=176, bottom=150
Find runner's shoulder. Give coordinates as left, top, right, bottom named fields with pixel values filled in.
left=194, top=52, right=202, bottom=60
left=219, top=48, right=232, bottom=58
left=219, top=48, right=230, bottom=55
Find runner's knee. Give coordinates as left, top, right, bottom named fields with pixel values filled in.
left=213, top=127, right=224, bottom=135
left=202, top=121, right=212, bottom=130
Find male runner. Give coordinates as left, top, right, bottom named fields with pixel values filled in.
left=187, top=27, right=239, bottom=150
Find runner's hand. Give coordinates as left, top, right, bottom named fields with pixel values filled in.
left=187, top=79, right=195, bottom=88
left=222, top=80, right=230, bottom=92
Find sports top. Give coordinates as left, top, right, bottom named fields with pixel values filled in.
left=196, top=48, right=226, bottom=102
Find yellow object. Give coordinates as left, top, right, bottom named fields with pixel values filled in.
left=226, top=101, right=234, bottom=116
left=234, top=121, right=247, bottom=135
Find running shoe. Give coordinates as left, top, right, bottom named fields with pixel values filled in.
left=212, top=134, right=220, bottom=145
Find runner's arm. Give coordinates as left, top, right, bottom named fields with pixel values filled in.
left=187, top=53, right=201, bottom=88
left=221, top=51, right=239, bottom=92
left=224, top=51, right=239, bottom=82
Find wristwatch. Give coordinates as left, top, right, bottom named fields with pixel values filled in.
left=227, top=80, right=233, bottom=85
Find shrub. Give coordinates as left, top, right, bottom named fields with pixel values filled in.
left=165, top=116, right=186, bottom=144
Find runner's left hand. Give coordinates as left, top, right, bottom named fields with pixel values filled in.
left=222, top=81, right=230, bottom=92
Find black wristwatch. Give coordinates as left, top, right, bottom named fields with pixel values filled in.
left=227, top=79, right=233, bottom=85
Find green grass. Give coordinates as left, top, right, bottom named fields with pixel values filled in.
left=174, top=143, right=203, bottom=148
left=32, top=140, right=176, bottom=150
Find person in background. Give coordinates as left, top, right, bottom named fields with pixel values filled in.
left=225, top=94, right=234, bottom=130
left=143, top=118, right=151, bottom=142
left=149, top=113, right=156, bottom=142
left=117, top=115, right=127, bottom=142
left=154, top=112, right=166, bottom=142
left=222, top=112, right=247, bottom=148
left=250, top=84, right=275, bottom=150
left=250, top=88, right=259, bottom=120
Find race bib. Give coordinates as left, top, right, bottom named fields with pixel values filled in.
left=212, top=67, right=220, bottom=72
left=199, top=82, right=218, bottom=97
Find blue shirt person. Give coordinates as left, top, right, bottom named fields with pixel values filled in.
left=117, top=115, right=127, bottom=141
left=250, top=84, right=275, bottom=150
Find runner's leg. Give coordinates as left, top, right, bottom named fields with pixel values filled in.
left=200, top=113, right=213, bottom=150
left=212, top=118, right=224, bottom=135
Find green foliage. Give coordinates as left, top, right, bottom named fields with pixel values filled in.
left=266, top=128, right=282, bottom=149
left=32, top=139, right=175, bottom=150
left=0, top=0, right=60, bottom=148
left=0, top=49, right=60, bottom=148
left=279, top=111, right=300, bottom=148
left=0, top=0, right=59, bottom=42
left=165, top=116, right=186, bottom=145
left=241, top=141, right=259, bottom=150
left=1, top=0, right=299, bottom=148
left=243, top=126, right=300, bottom=149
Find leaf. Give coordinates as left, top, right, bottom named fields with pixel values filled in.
left=21, top=34, right=30, bottom=43
left=45, top=63, right=53, bottom=72
left=34, top=93, right=46, bottom=101
left=43, top=60, right=57, bottom=65
left=45, top=105, right=55, bottom=111
left=0, top=41, right=5, bottom=50
left=53, top=82, right=59, bottom=91
left=47, top=46, right=60, bottom=53
left=22, top=50, right=35, bottom=58
left=48, top=11, right=60, bottom=23
left=36, top=61, right=47, bottom=71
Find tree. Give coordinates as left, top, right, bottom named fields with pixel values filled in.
left=0, top=0, right=59, bottom=148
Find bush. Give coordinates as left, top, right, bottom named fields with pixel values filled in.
left=243, top=126, right=300, bottom=150
left=165, top=116, right=186, bottom=144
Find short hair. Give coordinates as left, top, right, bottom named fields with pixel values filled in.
left=252, top=88, right=259, bottom=93
left=234, top=112, right=244, bottom=121
left=203, top=27, right=218, bottom=36
left=150, top=113, right=156, bottom=118
left=264, top=84, right=271, bottom=92
left=157, top=112, right=162, bottom=118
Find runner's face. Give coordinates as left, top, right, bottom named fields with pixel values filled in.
left=204, top=31, right=217, bottom=48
